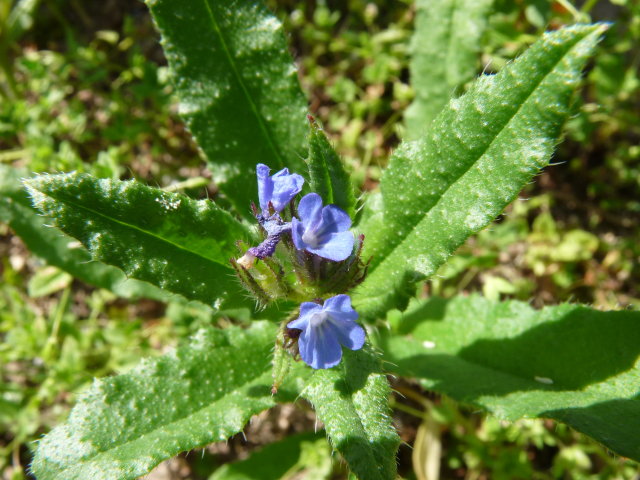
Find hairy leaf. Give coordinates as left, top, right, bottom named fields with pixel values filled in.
left=146, top=0, right=308, bottom=217
left=405, top=0, right=493, bottom=139
left=0, top=166, right=167, bottom=300
left=376, top=295, right=640, bottom=462
left=24, top=173, right=252, bottom=309
left=357, top=24, right=607, bottom=319
left=31, top=322, right=309, bottom=480
left=306, top=119, right=356, bottom=218
left=302, top=348, right=400, bottom=480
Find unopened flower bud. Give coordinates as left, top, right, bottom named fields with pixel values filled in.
left=237, top=252, right=256, bottom=269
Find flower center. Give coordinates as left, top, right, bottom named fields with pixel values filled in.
left=301, top=228, right=319, bottom=248
left=309, top=311, right=329, bottom=328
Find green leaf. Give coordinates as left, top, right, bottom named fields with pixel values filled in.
left=0, top=166, right=167, bottom=301
left=146, top=0, right=309, bottom=217
left=209, top=431, right=331, bottom=480
left=24, top=172, right=252, bottom=309
left=405, top=0, right=494, bottom=139
left=306, top=119, right=356, bottom=218
left=376, top=295, right=640, bottom=462
left=301, top=348, right=400, bottom=480
left=1, top=197, right=171, bottom=301
left=31, top=322, right=309, bottom=480
left=356, top=24, right=607, bottom=319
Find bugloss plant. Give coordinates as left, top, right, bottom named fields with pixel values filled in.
left=232, top=163, right=366, bottom=373
left=0, top=0, right=637, bottom=479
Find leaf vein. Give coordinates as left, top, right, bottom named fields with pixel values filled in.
left=202, top=0, right=285, bottom=168
left=40, top=190, right=233, bottom=270
left=375, top=34, right=584, bottom=276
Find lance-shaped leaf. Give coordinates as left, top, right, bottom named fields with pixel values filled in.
left=0, top=166, right=168, bottom=301
left=31, top=322, right=310, bottom=480
left=302, top=348, right=400, bottom=480
left=376, top=295, right=640, bottom=462
left=405, top=0, right=494, bottom=139
left=24, top=173, right=252, bottom=309
left=356, top=24, right=607, bottom=319
left=306, top=119, right=356, bottom=218
left=146, top=0, right=308, bottom=217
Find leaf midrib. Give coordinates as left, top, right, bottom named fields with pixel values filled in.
left=56, top=364, right=273, bottom=478
left=346, top=399, right=391, bottom=480
left=38, top=188, right=233, bottom=270
left=327, top=404, right=386, bottom=480
left=202, top=0, right=285, bottom=168
left=373, top=30, right=589, bottom=278
left=305, top=375, right=385, bottom=480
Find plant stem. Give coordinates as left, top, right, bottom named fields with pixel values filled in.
left=41, top=287, right=71, bottom=363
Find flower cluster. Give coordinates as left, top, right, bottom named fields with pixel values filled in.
left=231, top=164, right=367, bottom=371
left=238, top=164, right=353, bottom=267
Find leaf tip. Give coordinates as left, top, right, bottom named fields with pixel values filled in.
left=22, top=175, right=48, bottom=207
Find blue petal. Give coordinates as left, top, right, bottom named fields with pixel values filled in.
left=306, top=230, right=354, bottom=261
left=272, top=167, right=291, bottom=178
left=297, top=193, right=323, bottom=230
left=323, top=294, right=357, bottom=318
left=318, top=204, right=352, bottom=236
left=327, top=317, right=365, bottom=351
left=256, top=164, right=273, bottom=211
left=291, top=217, right=307, bottom=250
left=288, top=302, right=323, bottom=331
left=298, top=323, right=343, bottom=369
left=300, top=301, right=323, bottom=318
left=271, top=170, right=304, bottom=212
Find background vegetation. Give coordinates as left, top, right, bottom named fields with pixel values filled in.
left=0, top=0, right=638, bottom=478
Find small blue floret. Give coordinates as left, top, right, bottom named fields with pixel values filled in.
left=287, top=294, right=365, bottom=369
left=291, top=193, right=354, bottom=261
left=257, top=163, right=304, bottom=214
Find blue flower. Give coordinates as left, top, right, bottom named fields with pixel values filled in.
left=287, top=294, right=365, bottom=369
left=291, top=193, right=354, bottom=261
left=257, top=163, right=304, bottom=214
